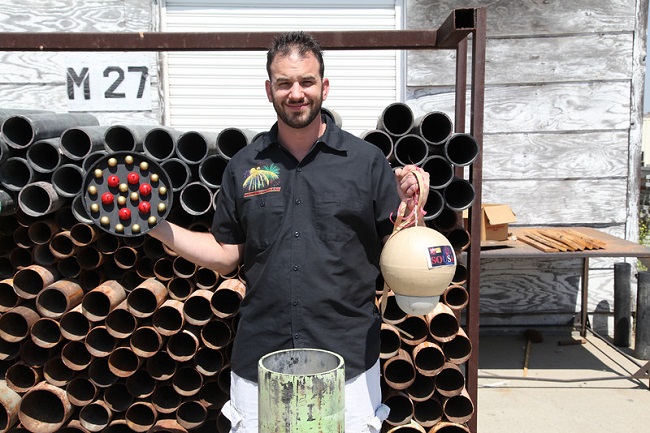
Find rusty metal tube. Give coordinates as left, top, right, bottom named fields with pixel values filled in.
left=443, top=176, right=475, bottom=212
left=59, top=125, right=109, bottom=161
left=77, top=269, right=103, bottom=292
left=125, top=369, right=156, bottom=399
left=26, top=138, right=64, bottom=174
left=75, top=246, right=103, bottom=271
left=2, top=112, right=98, bottom=149
left=5, top=363, right=42, bottom=394
left=0, top=339, right=20, bottom=361
left=422, top=155, right=454, bottom=190
left=172, top=366, right=203, bottom=397
left=59, top=304, right=90, bottom=341
left=81, top=280, right=127, bottom=322
left=103, top=124, right=154, bottom=153
left=423, top=189, right=444, bottom=221
left=0, top=189, right=17, bottom=216
left=150, top=419, right=188, bottom=433
left=49, top=231, right=76, bottom=259
left=166, top=327, right=199, bottom=362
left=51, top=163, right=84, bottom=198
left=42, top=355, right=75, bottom=387
left=61, top=340, right=93, bottom=371
left=36, top=279, right=83, bottom=318
left=393, top=134, right=429, bottom=167
left=125, top=401, right=158, bottom=433
left=71, top=194, right=92, bottom=224
left=153, top=258, right=175, bottom=282
left=179, top=182, right=213, bottom=216
left=0, top=157, right=38, bottom=192
left=152, top=299, right=185, bottom=336
left=442, top=284, right=469, bottom=311
left=452, top=262, right=468, bottom=285
left=217, top=127, right=256, bottom=160
left=430, top=207, right=458, bottom=233
left=105, top=301, right=138, bottom=339
left=84, top=325, right=117, bottom=358
left=18, top=381, right=74, bottom=432
left=361, top=129, right=393, bottom=159
left=79, top=399, right=112, bottom=432
left=172, top=256, right=198, bottom=279
left=200, top=318, right=233, bottom=350
left=383, top=348, right=416, bottom=390
left=146, top=351, right=178, bottom=381
left=199, top=378, right=229, bottom=410
left=161, top=158, right=192, bottom=193
left=444, top=133, right=479, bottom=167
left=108, top=345, right=143, bottom=378
left=19, top=338, right=51, bottom=368
left=17, top=181, right=65, bottom=217
left=426, top=300, right=460, bottom=343
left=0, top=380, right=22, bottom=433
left=446, top=226, right=471, bottom=252
left=377, top=102, right=414, bottom=138
left=8, top=248, right=32, bottom=272
left=382, top=390, right=414, bottom=427
left=103, top=382, right=133, bottom=413
left=195, top=346, right=224, bottom=377
left=397, top=315, right=429, bottom=346
left=166, top=278, right=194, bottom=302
left=412, top=111, right=453, bottom=147
left=176, top=400, right=207, bottom=430
left=129, top=325, right=164, bottom=358
left=413, top=396, right=443, bottom=429
left=177, top=130, right=218, bottom=165
left=198, top=154, right=228, bottom=189
left=380, top=322, right=401, bottom=360
left=32, top=244, right=57, bottom=267
left=0, top=305, right=40, bottom=342
left=194, top=267, right=219, bottom=290
left=69, top=223, right=98, bottom=247
left=430, top=422, right=469, bottom=432
left=126, top=277, right=168, bottom=319
left=378, top=290, right=408, bottom=325
left=87, top=358, right=118, bottom=389
left=210, top=278, right=245, bottom=319
left=183, top=289, right=214, bottom=326
left=66, top=376, right=98, bottom=407
left=14, top=225, right=33, bottom=249
left=142, top=236, right=165, bottom=260
left=0, top=279, right=20, bottom=312
left=435, top=362, right=465, bottom=398
left=96, top=232, right=121, bottom=255
left=151, top=382, right=182, bottom=414
left=143, top=127, right=180, bottom=161
left=30, top=317, right=62, bottom=348
left=113, top=246, right=139, bottom=270
left=442, top=387, right=474, bottom=424
left=412, top=341, right=445, bottom=377
left=406, top=372, right=436, bottom=402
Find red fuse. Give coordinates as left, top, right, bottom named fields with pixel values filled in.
left=138, top=201, right=151, bottom=214
left=107, top=175, right=120, bottom=188
left=127, top=172, right=140, bottom=185
left=119, top=208, right=132, bottom=220
left=101, top=192, right=114, bottom=205
left=139, top=183, right=152, bottom=196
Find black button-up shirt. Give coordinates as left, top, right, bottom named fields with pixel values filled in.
left=212, top=115, right=400, bottom=381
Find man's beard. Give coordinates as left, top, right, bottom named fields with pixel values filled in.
left=272, top=93, right=323, bottom=129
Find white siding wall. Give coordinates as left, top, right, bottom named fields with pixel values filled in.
left=162, top=0, right=402, bottom=136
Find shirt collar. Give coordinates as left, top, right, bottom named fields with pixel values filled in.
left=253, top=113, right=348, bottom=153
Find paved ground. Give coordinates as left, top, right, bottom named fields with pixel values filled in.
left=477, top=331, right=650, bottom=432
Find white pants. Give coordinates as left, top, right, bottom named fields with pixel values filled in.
left=221, top=359, right=390, bottom=433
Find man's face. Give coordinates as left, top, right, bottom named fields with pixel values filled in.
left=265, top=51, right=329, bottom=129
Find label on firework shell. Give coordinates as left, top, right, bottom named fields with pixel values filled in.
left=427, top=245, right=455, bottom=269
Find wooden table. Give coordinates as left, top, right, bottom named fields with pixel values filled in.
left=480, top=227, right=650, bottom=386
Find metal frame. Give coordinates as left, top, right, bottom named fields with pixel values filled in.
left=0, top=7, right=487, bottom=431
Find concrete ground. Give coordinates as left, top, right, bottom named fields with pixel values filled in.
left=477, top=331, right=650, bottom=432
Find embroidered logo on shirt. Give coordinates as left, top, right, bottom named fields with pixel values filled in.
left=243, top=163, right=281, bottom=197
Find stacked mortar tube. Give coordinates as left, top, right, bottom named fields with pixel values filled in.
left=365, top=102, right=478, bottom=433
left=0, top=106, right=478, bottom=433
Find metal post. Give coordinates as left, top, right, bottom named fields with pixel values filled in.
left=635, top=271, right=650, bottom=359
left=614, top=262, right=632, bottom=346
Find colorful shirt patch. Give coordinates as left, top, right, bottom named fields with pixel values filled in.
left=243, top=163, right=281, bottom=197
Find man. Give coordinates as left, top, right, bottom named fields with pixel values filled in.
left=149, top=31, right=428, bottom=433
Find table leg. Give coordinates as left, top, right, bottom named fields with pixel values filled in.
left=580, top=257, right=589, bottom=338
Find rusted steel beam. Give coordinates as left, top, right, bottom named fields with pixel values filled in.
left=0, top=30, right=441, bottom=52
left=436, top=8, right=476, bottom=49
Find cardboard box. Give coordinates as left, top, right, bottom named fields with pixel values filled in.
left=481, top=204, right=517, bottom=241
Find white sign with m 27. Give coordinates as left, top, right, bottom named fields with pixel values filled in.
left=65, top=53, right=153, bottom=112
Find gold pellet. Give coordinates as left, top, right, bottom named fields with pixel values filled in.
left=132, top=224, right=141, bottom=233
left=87, top=185, right=98, bottom=195
left=100, top=216, right=110, bottom=226
left=150, top=173, right=159, bottom=183
left=115, top=224, right=124, bottom=233
left=157, top=203, right=167, bottom=213
left=90, top=203, right=100, bottom=213
left=140, top=161, right=149, bottom=171
left=148, top=216, right=157, bottom=225
left=159, top=186, right=167, bottom=196
left=117, top=196, right=127, bottom=206
left=108, top=157, right=118, bottom=167
left=130, top=192, right=139, bottom=201
left=125, top=155, right=134, bottom=165
left=94, top=169, right=103, bottom=178
left=119, top=183, right=129, bottom=193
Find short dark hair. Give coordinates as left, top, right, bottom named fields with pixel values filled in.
left=266, top=31, right=325, bottom=79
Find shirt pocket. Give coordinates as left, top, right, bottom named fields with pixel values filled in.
left=314, top=193, right=362, bottom=243
left=242, top=195, right=285, bottom=248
